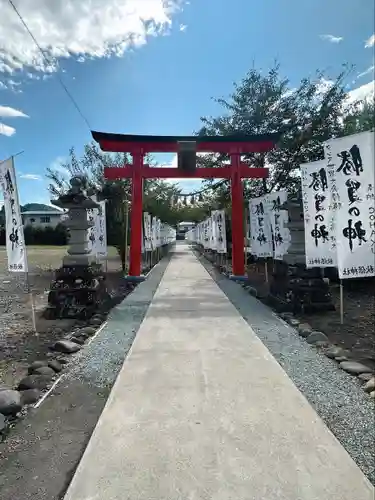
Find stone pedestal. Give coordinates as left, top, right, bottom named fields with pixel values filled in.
left=269, top=191, right=334, bottom=314
left=44, top=177, right=110, bottom=320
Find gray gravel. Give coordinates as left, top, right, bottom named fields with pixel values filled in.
left=66, top=257, right=171, bottom=389
left=199, top=255, right=375, bottom=485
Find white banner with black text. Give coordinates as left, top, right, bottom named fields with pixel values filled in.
left=266, top=191, right=291, bottom=260
left=324, top=131, right=375, bottom=279
left=0, top=158, right=28, bottom=273
left=301, top=160, right=337, bottom=268
left=249, top=196, right=273, bottom=258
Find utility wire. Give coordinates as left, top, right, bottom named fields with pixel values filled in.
left=7, top=0, right=91, bottom=131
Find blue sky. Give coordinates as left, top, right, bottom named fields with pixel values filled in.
left=0, top=0, right=374, bottom=205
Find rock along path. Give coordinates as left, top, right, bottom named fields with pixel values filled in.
left=64, top=244, right=374, bottom=500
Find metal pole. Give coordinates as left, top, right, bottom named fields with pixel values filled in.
left=264, top=259, right=269, bottom=283
left=340, top=279, right=344, bottom=325
left=25, top=272, right=37, bottom=335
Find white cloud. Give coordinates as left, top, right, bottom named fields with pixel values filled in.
left=0, top=122, right=16, bottom=136
left=346, top=80, right=375, bottom=105
left=315, top=78, right=334, bottom=96
left=365, top=34, right=375, bottom=48
left=0, top=105, right=29, bottom=118
left=179, top=24, right=187, bottom=32
left=0, top=105, right=28, bottom=136
left=0, top=0, right=185, bottom=78
left=49, top=156, right=69, bottom=175
left=19, top=173, right=42, bottom=180
left=357, top=65, right=375, bottom=79
left=319, top=34, right=343, bottom=43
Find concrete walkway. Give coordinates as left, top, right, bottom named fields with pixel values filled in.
left=64, top=245, right=374, bottom=500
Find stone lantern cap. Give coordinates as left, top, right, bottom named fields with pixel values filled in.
left=51, top=175, right=100, bottom=210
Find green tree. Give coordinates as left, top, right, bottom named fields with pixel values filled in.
left=341, top=97, right=375, bottom=136
left=197, top=64, right=368, bottom=203
left=46, top=142, right=209, bottom=268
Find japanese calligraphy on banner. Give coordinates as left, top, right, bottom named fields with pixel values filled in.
left=87, top=197, right=98, bottom=255
left=301, top=160, right=337, bottom=268
left=0, top=158, right=28, bottom=272
left=96, top=201, right=107, bottom=257
left=203, top=218, right=210, bottom=249
left=87, top=199, right=107, bottom=258
left=151, top=217, right=157, bottom=249
left=266, top=191, right=291, bottom=260
left=324, top=131, right=375, bottom=279
left=143, top=212, right=152, bottom=251
left=213, top=210, right=227, bottom=253
left=249, top=196, right=273, bottom=258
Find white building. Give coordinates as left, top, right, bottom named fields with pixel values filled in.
left=21, top=210, right=65, bottom=229
left=177, top=221, right=196, bottom=240
left=178, top=221, right=196, bottom=232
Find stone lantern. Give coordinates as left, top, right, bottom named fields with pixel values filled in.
left=44, top=176, right=109, bottom=319
left=269, top=190, right=334, bottom=314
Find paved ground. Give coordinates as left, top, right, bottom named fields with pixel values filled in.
left=64, top=245, right=374, bottom=500
left=0, top=256, right=170, bottom=500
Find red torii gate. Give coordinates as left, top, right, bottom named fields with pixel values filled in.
left=92, top=131, right=280, bottom=279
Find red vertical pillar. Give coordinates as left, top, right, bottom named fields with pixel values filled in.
left=230, top=153, right=245, bottom=276
left=128, top=151, right=143, bottom=277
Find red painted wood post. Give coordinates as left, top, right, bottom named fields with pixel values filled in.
left=128, top=151, right=144, bottom=277
left=230, top=153, right=245, bottom=277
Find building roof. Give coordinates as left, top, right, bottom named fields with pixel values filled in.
left=21, top=211, right=63, bottom=215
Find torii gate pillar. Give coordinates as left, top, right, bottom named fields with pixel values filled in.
left=92, top=132, right=280, bottom=279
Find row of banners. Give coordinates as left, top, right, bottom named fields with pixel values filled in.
left=249, top=130, right=375, bottom=279
left=185, top=210, right=227, bottom=253
left=0, top=157, right=175, bottom=273
left=142, top=212, right=176, bottom=251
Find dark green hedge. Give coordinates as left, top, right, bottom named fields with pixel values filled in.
left=0, top=223, right=68, bottom=246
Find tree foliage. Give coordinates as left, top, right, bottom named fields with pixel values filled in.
left=198, top=64, right=374, bottom=204
left=45, top=142, right=208, bottom=268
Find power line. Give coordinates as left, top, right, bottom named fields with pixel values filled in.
left=6, top=0, right=91, bottom=131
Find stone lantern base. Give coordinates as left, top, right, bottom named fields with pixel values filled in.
left=268, top=260, right=335, bottom=314
left=44, top=263, right=110, bottom=320
left=267, top=192, right=335, bottom=314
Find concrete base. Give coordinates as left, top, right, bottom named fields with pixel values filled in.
left=64, top=245, right=374, bottom=500
left=229, top=274, right=248, bottom=282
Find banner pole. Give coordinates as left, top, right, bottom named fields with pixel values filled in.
left=25, top=272, right=37, bottom=335
left=340, top=279, right=344, bottom=325
left=264, top=259, right=269, bottom=283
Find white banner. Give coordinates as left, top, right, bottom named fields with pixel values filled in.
left=266, top=191, right=290, bottom=260
left=143, top=212, right=152, bottom=251
left=156, top=218, right=161, bottom=248
left=186, top=212, right=227, bottom=253
left=203, top=219, right=209, bottom=249
left=96, top=201, right=107, bottom=257
left=301, top=160, right=337, bottom=268
left=151, top=217, right=157, bottom=250
left=249, top=196, right=273, bottom=258
left=87, top=199, right=97, bottom=255
left=0, top=158, right=28, bottom=273
left=211, top=211, right=218, bottom=251
left=324, top=131, right=375, bottom=279
left=215, top=210, right=227, bottom=254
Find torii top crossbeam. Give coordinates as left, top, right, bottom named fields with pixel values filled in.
left=92, top=130, right=281, bottom=278
left=92, top=131, right=280, bottom=153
